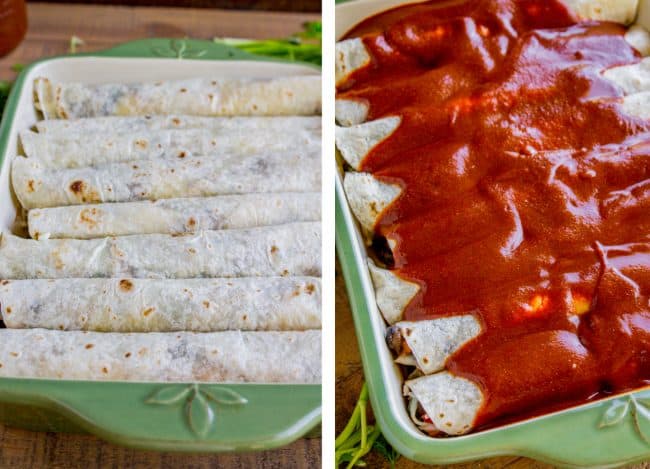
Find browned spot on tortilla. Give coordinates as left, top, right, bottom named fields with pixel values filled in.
left=0, top=363, right=3, bottom=368
left=5, top=307, right=11, bottom=314
left=135, top=139, right=148, bottom=150
left=270, top=245, right=278, bottom=254
left=211, top=80, right=217, bottom=86
left=180, top=88, right=187, bottom=93
left=132, top=164, right=139, bottom=169
left=10, top=352, right=18, bottom=357
left=188, top=247, right=196, bottom=254
left=102, top=367, right=108, bottom=374
left=85, top=344, right=94, bottom=349
left=306, top=283, right=316, bottom=294
left=282, top=269, right=289, bottom=276
left=69, top=180, right=100, bottom=203
left=203, top=301, right=210, bottom=308
left=211, top=139, right=216, bottom=146
left=138, top=347, right=147, bottom=356
left=124, top=352, right=131, bottom=358
left=58, top=325, right=64, bottom=330
left=172, top=118, right=181, bottom=125
left=79, top=207, right=99, bottom=228
left=27, top=180, right=35, bottom=192
left=188, top=217, right=196, bottom=227
left=1, top=280, right=9, bottom=285
left=171, top=169, right=175, bottom=173
left=286, top=91, right=294, bottom=97
left=119, top=279, right=133, bottom=292
left=70, top=180, right=85, bottom=194
left=422, top=357, right=429, bottom=364
left=178, top=151, right=187, bottom=158
left=143, top=307, right=155, bottom=317
left=208, top=93, right=213, bottom=100
left=405, top=328, right=412, bottom=336
left=155, top=82, right=162, bottom=86
left=369, top=201, right=377, bottom=214
left=292, top=289, right=300, bottom=297
left=252, top=104, right=258, bottom=111
left=242, top=314, right=248, bottom=321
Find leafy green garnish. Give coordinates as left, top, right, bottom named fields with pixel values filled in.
left=335, top=383, right=401, bottom=468
left=214, top=21, right=321, bottom=66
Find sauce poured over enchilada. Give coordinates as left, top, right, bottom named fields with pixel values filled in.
left=339, top=0, right=650, bottom=430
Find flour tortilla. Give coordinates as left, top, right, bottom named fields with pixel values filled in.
left=367, top=260, right=419, bottom=325
left=336, top=117, right=401, bottom=170
left=0, top=222, right=321, bottom=279
left=562, top=0, right=639, bottom=24
left=34, top=115, right=322, bottom=135
left=625, top=24, right=650, bottom=56
left=34, top=75, right=321, bottom=119
left=0, top=277, right=321, bottom=332
left=0, top=328, right=321, bottom=383
left=603, top=57, right=650, bottom=94
left=336, top=38, right=372, bottom=86
left=404, top=372, right=483, bottom=435
left=28, top=193, right=321, bottom=240
left=387, top=316, right=481, bottom=374
left=343, top=172, right=401, bottom=233
left=335, top=99, right=369, bottom=127
left=12, top=148, right=320, bottom=209
left=20, top=128, right=319, bottom=169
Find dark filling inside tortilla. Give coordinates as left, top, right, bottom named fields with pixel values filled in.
left=340, top=0, right=650, bottom=430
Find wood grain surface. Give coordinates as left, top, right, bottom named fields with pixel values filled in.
left=0, top=3, right=319, bottom=80
left=33, top=0, right=320, bottom=12
left=0, top=4, right=321, bottom=467
left=335, top=259, right=646, bottom=469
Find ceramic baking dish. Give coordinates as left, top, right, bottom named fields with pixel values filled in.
left=335, top=1, right=650, bottom=466
left=0, top=38, right=321, bottom=452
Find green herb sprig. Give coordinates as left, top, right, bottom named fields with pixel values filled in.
left=335, top=383, right=401, bottom=468
left=214, top=21, right=321, bottom=66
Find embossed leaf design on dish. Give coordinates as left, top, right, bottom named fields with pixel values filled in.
left=146, top=383, right=247, bottom=437
left=151, top=39, right=208, bottom=59
left=599, top=396, right=650, bottom=445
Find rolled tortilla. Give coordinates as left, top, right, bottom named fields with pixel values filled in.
left=0, top=328, right=321, bottom=383
left=602, top=57, right=650, bottom=94
left=404, top=372, right=483, bottom=435
left=562, top=0, right=639, bottom=24
left=336, top=38, right=372, bottom=86
left=34, top=115, right=322, bottom=135
left=0, top=222, right=321, bottom=279
left=20, top=128, right=319, bottom=169
left=343, top=172, right=401, bottom=233
left=0, top=277, right=321, bottom=332
left=367, top=260, right=419, bottom=325
left=336, top=117, right=401, bottom=170
left=12, top=149, right=320, bottom=209
left=335, top=99, right=369, bottom=127
left=625, top=24, right=650, bottom=56
left=621, top=91, right=650, bottom=117
left=28, top=193, right=321, bottom=239
left=386, top=316, right=481, bottom=374
left=34, top=76, right=321, bottom=119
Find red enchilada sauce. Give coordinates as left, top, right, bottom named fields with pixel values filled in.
left=339, top=0, right=650, bottom=430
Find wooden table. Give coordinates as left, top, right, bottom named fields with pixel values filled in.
left=0, top=4, right=320, bottom=467
left=336, top=259, right=645, bottom=469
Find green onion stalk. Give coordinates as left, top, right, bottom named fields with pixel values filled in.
left=335, top=383, right=401, bottom=468
left=214, top=21, right=322, bottom=67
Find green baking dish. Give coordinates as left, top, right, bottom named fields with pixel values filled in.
left=335, top=0, right=650, bottom=466
left=0, top=38, right=321, bottom=452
